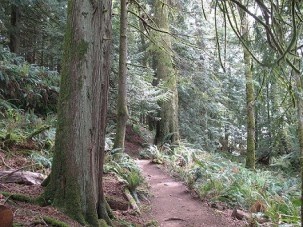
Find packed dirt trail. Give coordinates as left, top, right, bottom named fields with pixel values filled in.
left=136, top=159, right=244, bottom=227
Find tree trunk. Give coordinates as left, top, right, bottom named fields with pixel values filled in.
left=239, top=6, right=255, bottom=169
left=138, top=6, right=148, bottom=67
left=44, top=0, right=112, bottom=225
left=266, top=82, right=272, bottom=146
left=9, top=4, right=21, bottom=54
left=153, top=0, right=180, bottom=145
left=292, top=59, right=303, bottom=227
left=113, top=0, right=129, bottom=150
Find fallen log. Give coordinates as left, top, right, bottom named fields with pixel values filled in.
left=0, top=170, right=45, bottom=185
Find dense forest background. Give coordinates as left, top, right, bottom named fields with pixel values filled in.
left=0, top=0, right=302, bottom=226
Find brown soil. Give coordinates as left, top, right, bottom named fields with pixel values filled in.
left=0, top=147, right=145, bottom=226
left=137, top=160, right=245, bottom=227
left=124, top=124, right=146, bottom=157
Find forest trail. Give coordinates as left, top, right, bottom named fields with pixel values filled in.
left=136, top=159, right=244, bottom=227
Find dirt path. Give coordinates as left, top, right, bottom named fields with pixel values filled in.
left=136, top=160, right=244, bottom=227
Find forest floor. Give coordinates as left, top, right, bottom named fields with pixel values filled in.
left=0, top=125, right=245, bottom=226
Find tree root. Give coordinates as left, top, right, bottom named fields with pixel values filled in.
left=42, top=216, right=69, bottom=227
left=1, top=191, right=36, bottom=204
left=124, top=188, right=140, bottom=214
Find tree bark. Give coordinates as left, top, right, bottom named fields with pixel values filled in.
left=9, top=4, right=21, bottom=54
left=153, top=0, right=180, bottom=145
left=238, top=5, right=255, bottom=169
left=292, top=58, right=303, bottom=227
left=44, top=0, right=112, bottom=225
left=113, top=0, right=129, bottom=150
left=138, top=6, right=148, bottom=67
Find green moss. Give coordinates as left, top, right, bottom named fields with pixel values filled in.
left=57, top=177, right=86, bottom=225
left=98, top=201, right=113, bottom=226
left=35, top=196, right=49, bottom=206
left=43, top=216, right=69, bottom=227
left=2, top=192, right=53, bottom=212
left=98, top=219, right=109, bottom=227
left=43, top=2, right=109, bottom=226
left=76, top=39, right=89, bottom=59
left=84, top=200, right=99, bottom=227
left=1, top=191, right=35, bottom=203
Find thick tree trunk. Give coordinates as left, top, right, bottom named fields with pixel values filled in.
left=44, top=1, right=112, bottom=226
left=153, top=0, right=180, bottom=145
left=239, top=6, right=255, bottom=169
left=9, top=4, right=21, bottom=54
left=113, top=0, right=129, bottom=150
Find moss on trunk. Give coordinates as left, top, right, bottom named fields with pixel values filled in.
left=238, top=4, right=255, bottom=169
left=113, top=0, right=129, bottom=150
left=43, top=0, right=113, bottom=225
left=293, top=59, right=303, bottom=225
left=153, top=0, right=180, bottom=145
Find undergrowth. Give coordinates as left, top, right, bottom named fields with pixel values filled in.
left=0, top=108, right=55, bottom=172
left=0, top=45, right=59, bottom=115
left=141, top=143, right=300, bottom=226
left=103, top=135, right=145, bottom=204
left=104, top=149, right=143, bottom=197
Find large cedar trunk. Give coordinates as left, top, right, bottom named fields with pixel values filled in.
left=153, top=0, right=180, bottom=145
left=239, top=6, right=255, bottom=169
left=44, top=0, right=112, bottom=225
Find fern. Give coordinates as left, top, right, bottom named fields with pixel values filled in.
left=164, top=143, right=300, bottom=225
left=0, top=45, right=59, bottom=115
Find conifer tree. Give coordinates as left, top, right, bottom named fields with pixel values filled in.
left=153, top=0, right=180, bottom=145
left=44, top=0, right=112, bottom=225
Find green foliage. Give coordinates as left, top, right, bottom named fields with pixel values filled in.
left=0, top=0, right=66, bottom=67
left=0, top=46, right=59, bottom=114
left=165, top=143, right=300, bottom=225
left=0, top=108, right=56, bottom=173
left=30, top=151, right=52, bottom=168
left=0, top=98, right=16, bottom=112
left=139, top=145, right=169, bottom=164
left=265, top=196, right=300, bottom=225
left=104, top=151, right=143, bottom=192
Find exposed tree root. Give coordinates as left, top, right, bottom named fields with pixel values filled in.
left=42, top=216, right=69, bottom=227
left=124, top=188, right=140, bottom=214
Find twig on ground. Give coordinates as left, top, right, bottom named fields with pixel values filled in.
left=0, top=156, right=12, bottom=169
